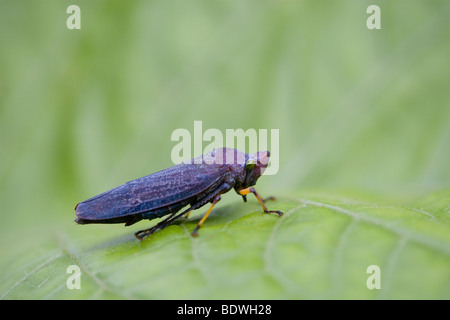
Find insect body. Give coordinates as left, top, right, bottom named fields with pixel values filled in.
left=75, top=148, right=282, bottom=240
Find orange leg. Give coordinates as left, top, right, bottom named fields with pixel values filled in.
left=191, top=194, right=221, bottom=237
left=239, top=187, right=283, bottom=216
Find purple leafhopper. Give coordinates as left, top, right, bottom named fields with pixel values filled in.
left=75, top=148, right=282, bottom=240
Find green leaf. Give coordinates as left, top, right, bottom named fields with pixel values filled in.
left=1, top=0, right=449, bottom=301
left=1, top=190, right=449, bottom=299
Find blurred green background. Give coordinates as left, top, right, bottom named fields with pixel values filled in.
left=1, top=0, right=449, bottom=299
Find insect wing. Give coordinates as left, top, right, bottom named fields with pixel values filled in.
left=75, top=162, right=227, bottom=222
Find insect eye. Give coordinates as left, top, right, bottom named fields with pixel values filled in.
left=245, top=161, right=256, bottom=172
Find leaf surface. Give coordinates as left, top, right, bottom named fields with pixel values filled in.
left=2, top=190, right=449, bottom=299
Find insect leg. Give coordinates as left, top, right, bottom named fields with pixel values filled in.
left=238, top=187, right=283, bottom=216
left=135, top=195, right=218, bottom=240
left=191, top=194, right=221, bottom=237
left=135, top=207, right=190, bottom=240
left=136, top=183, right=232, bottom=239
left=134, top=213, right=175, bottom=240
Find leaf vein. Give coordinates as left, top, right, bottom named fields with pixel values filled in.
left=297, top=198, right=450, bottom=256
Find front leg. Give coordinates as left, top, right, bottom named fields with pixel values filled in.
left=238, top=187, right=283, bottom=217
